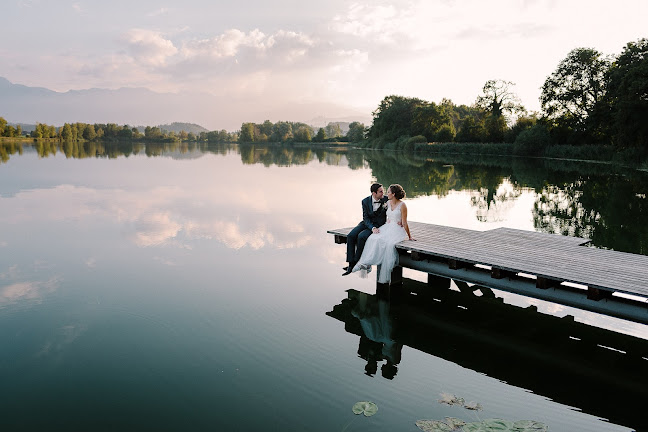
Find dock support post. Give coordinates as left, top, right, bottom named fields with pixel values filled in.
left=390, top=265, right=403, bottom=285
left=428, top=274, right=451, bottom=289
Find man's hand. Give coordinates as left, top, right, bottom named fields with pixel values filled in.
left=397, top=221, right=403, bottom=226
left=372, top=227, right=380, bottom=234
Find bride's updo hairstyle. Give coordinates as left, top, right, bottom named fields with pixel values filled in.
left=389, top=184, right=406, bottom=199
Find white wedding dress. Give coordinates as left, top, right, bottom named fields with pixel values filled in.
left=352, top=201, right=408, bottom=283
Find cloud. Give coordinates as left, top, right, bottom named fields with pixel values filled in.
left=178, top=28, right=316, bottom=68
left=0, top=277, right=59, bottom=307
left=148, top=7, right=170, bottom=17
left=123, top=29, right=178, bottom=66
left=331, top=3, right=408, bottom=43
left=182, top=29, right=269, bottom=59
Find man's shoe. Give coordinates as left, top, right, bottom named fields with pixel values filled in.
left=342, top=263, right=355, bottom=276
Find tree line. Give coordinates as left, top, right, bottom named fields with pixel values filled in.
left=363, top=38, right=648, bottom=158
left=238, top=120, right=365, bottom=143
left=0, top=120, right=240, bottom=143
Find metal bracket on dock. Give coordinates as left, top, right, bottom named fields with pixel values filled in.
left=491, top=267, right=516, bottom=280
left=536, top=277, right=561, bottom=290
left=587, top=287, right=614, bottom=301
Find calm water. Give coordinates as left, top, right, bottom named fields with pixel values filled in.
left=1, top=142, right=647, bottom=431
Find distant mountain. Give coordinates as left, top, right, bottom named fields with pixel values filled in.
left=8, top=122, right=36, bottom=133
left=157, top=122, right=209, bottom=134
left=0, top=77, right=371, bottom=131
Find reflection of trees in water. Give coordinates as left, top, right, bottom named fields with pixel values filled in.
left=470, top=179, right=523, bottom=222
left=533, top=183, right=598, bottom=239
left=5, top=141, right=648, bottom=255
left=534, top=176, right=648, bottom=254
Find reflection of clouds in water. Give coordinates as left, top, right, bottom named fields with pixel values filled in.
left=133, top=212, right=182, bottom=247
left=1, top=184, right=314, bottom=250
left=0, top=277, right=59, bottom=306
left=37, top=323, right=87, bottom=357
left=153, top=256, right=177, bottom=266
left=0, top=264, right=20, bottom=280
left=184, top=219, right=311, bottom=250
left=0, top=241, right=7, bottom=247
left=85, top=257, right=97, bottom=268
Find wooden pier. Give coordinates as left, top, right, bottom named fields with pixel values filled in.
left=328, top=222, right=648, bottom=324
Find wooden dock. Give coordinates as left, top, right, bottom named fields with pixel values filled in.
left=328, top=222, right=648, bottom=324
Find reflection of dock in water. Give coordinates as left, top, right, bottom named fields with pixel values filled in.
left=328, top=223, right=648, bottom=324
left=327, top=278, right=648, bottom=431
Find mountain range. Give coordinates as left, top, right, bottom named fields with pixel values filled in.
left=0, top=77, right=370, bottom=131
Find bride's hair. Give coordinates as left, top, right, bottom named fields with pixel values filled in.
left=389, top=184, right=406, bottom=199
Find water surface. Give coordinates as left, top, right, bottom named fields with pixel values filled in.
left=1, top=142, right=647, bottom=431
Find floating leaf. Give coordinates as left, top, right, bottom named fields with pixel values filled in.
left=438, top=392, right=464, bottom=406
left=463, top=418, right=515, bottom=431
left=512, top=420, right=548, bottom=432
left=444, top=417, right=466, bottom=429
left=415, top=419, right=454, bottom=432
left=464, top=401, right=483, bottom=411
left=352, top=401, right=378, bottom=417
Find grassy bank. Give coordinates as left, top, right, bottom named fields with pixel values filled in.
left=357, top=138, right=648, bottom=168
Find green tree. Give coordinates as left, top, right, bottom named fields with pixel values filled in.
left=324, top=122, right=342, bottom=139
left=455, top=115, right=486, bottom=142
left=0, top=117, right=6, bottom=136
left=240, top=123, right=255, bottom=142
left=368, top=95, right=427, bottom=142
left=476, top=80, right=525, bottom=119
left=270, top=122, right=293, bottom=142
left=61, top=123, right=73, bottom=141
left=260, top=120, right=273, bottom=138
left=541, top=48, right=611, bottom=143
left=314, top=128, right=327, bottom=142
left=83, top=124, right=97, bottom=140
left=412, top=102, right=452, bottom=141
left=607, top=38, right=648, bottom=150
left=294, top=125, right=312, bottom=142
left=144, top=126, right=162, bottom=139
left=119, top=125, right=133, bottom=139
left=346, top=122, right=365, bottom=142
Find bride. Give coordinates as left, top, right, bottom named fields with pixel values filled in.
left=351, top=184, right=414, bottom=283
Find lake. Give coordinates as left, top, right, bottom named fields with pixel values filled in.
left=1, top=142, right=647, bottom=432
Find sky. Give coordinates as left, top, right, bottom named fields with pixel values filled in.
left=1, top=0, right=647, bottom=129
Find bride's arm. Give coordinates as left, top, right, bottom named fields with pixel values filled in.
left=401, top=203, right=415, bottom=240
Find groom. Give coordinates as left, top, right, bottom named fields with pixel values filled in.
left=342, top=183, right=388, bottom=276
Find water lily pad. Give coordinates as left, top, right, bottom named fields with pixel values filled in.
left=463, top=418, right=515, bottom=431
left=464, top=401, right=483, bottom=411
left=512, top=420, right=548, bottom=431
left=415, top=419, right=454, bottom=431
left=438, top=392, right=465, bottom=406
left=444, top=417, right=466, bottom=429
left=352, top=401, right=378, bottom=417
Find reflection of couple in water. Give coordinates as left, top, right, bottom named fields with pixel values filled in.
left=351, top=290, right=403, bottom=379
left=342, top=183, right=415, bottom=283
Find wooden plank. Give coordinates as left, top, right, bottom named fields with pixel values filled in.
left=328, top=222, right=648, bottom=300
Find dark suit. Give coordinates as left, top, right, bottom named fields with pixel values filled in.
left=346, top=195, right=388, bottom=265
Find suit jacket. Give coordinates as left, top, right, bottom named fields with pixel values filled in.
left=361, top=195, right=388, bottom=230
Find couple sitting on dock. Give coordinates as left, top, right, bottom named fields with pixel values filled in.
left=342, top=183, right=415, bottom=283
